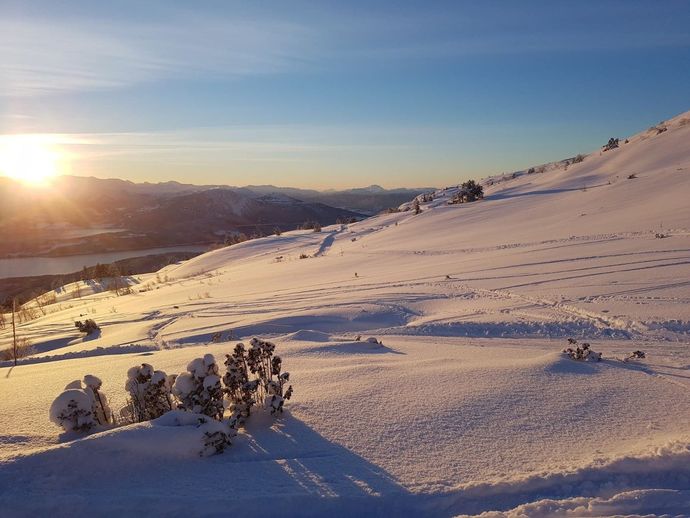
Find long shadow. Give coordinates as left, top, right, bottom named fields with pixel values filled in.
left=304, top=341, right=405, bottom=355
left=314, top=231, right=338, bottom=257
left=0, top=414, right=440, bottom=516
left=488, top=183, right=609, bottom=201
left=608, top=359, right=690, bottom=382
left=28, top=335, right=77, bottom=354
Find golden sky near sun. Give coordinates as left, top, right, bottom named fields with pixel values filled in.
left=0, top=135, right=63, bottom=186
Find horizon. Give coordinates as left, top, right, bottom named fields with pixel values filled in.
left=1, top=1, right=690, bottom=189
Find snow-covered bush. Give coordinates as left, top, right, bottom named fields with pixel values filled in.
left=48, top=340, right=294, bottom=454
left=265, top=354, right=293, bottom=415
left=563, top=339, right=602, bottom=362
left=154, top=410, right=235, bottom=457
left=247, top=338, right=293, bottom=414
left=449, top=180, right=484, bottom=204
left=124, top=363, right=176, bottom=423
left=50, top=375, right=112, bottom=432
left=603, top=137, right=619, bottom=151
left=223, top=343, right=258, bottom=422
left=173, top=354, right=224, bottom=420
left=83, top=375, right=113, bottom=426
left=50, top=388, right=95, bottom=432
left=222, top=338, right=294, bottom=419
left=626, top=350, right=646, bottom=361
left=75, top=318, right=100, bottom=335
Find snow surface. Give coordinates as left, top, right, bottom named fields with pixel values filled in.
left=1, top=111, right=690, bottom=516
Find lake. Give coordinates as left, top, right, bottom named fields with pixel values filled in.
left=0, top=245, right=210, bottom=279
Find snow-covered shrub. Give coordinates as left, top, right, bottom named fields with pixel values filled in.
left=449, top=180, right=484, bottom=204
left=124, top=363, right=176, bottom=423
left=50, top=375, right=112, bottom=432
left=265, top=354, right=293, bottom=415
left=75, top=318, right=100, bottom=335
left=173, top=354, right=224, bottom=420
left=223, top=343, right=258, bottom=421
left=154, top=410, right=235, bottom=456
left=50, top=389, right=95, bottom=432
left=247, top=338, right=293, bottom=414
left=603, top=137, right=619, bottom=151
left=626, top=350, right=646, bottom=361
left=563, top=339, right=602, bottom=362
left=200, top=418, right=234, bottom=456
left=222, top=338, right=294, bottom=419
left=83, top=375, right=113, bottom=426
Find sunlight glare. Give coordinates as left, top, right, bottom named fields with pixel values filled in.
left=0, top=135, right=62, bottom=186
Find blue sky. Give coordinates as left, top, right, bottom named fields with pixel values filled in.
left=1, top=0, right=689, bottom=188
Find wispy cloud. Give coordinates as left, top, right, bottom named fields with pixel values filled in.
left=0, top=11, right=314, bottom=96
left=6, top=126, right=415, bottom=168
left=3, top=3, right=688, bottom=98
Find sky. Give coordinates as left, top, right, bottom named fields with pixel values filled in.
left=1, top=0, right=689, bottom=189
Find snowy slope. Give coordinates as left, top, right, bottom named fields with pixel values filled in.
left=1, top=110, right=690, bottom=517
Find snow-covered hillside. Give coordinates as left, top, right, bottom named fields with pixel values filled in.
left=1, top=111, right=690, bottom=516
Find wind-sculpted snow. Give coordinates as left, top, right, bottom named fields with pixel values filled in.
left=1, top=110, right=690, bottom=515
left=455, top=441, right=690, bottom=516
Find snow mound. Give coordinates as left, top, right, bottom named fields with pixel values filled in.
left=532, top=351, right=603, bottom=375
left=296, top=339, right=396, bottom=355
left=283, top=330, right=332, bottom=342
left=49, top=410, right=232, bottom=460
left=465, top=489, right=690, bottom=517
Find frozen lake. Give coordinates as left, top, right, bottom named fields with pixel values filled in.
left=0, top=245, right=209, bottom=279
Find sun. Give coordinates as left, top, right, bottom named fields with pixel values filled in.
left=0, top=135, right=62, bottom=186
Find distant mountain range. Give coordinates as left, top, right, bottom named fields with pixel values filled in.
left=0, top=176, right=432, bottom=258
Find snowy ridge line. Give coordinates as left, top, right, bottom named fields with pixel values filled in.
left=445, top=440, right=690, bottom=516
left=0, top=344, right=158, bottom=368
